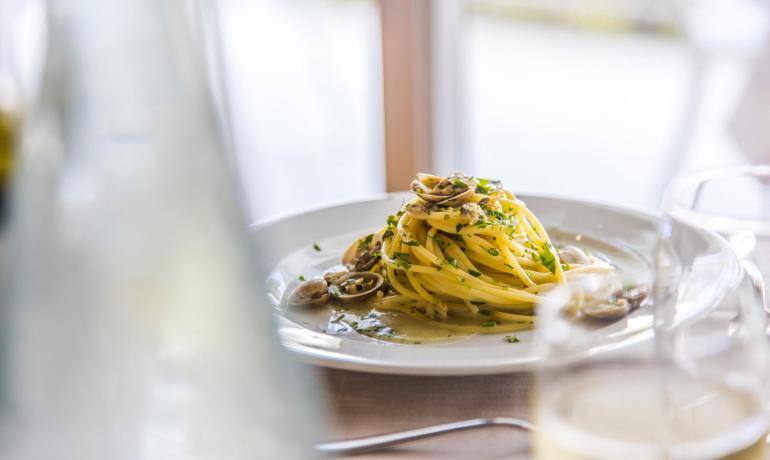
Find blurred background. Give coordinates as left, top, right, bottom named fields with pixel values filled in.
left=2, top=0, right=769, bottom=221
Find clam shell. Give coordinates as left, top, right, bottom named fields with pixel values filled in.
left=330, top=272, right=384, bottom=302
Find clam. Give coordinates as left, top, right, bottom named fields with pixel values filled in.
left=582, top=298, right=630, bottom=320
left=558, top=246, right=591, bottom=265
left=622, top=286, right=649, bottom=310
left=288, top=278, right=329, bottom=306
left=405, top=201, right=431, bottom=219
left=329, top=272, right=384, bottom=302
left=415, top=173, right=444, bottom=189
left=459, top=202, right=485, bottom=224
left=323, top=271, right=349, bottom=285
left=342, top=233, right=383, bottom=272
left=411, top=173, right=477, bottom=207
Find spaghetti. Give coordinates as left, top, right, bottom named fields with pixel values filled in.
left=343, top=173, right=616, bottom=334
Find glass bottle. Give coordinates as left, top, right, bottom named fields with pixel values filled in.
left=2, top=1, right=320, bottom=458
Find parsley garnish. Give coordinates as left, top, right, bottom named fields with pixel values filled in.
left=393, top=252, right=412, bottom=270
left=452, top=179, right=467, bottom=188
left=298, top=275, right=306, bottom=281
left=443, top=214, right=450, bottom=220
left=503, top=263, right=514, bottom=269
left=504, top=335, right=520, bottom=343
left=383, top=229, right=394, bottom=239
left=455, top=223, right=464, bottom=233
left=486, top=209, right=506, bottom=220
left=487, top=247, right=500, bottom=256
left=402, top=239, right=419, bottom=246
left=481, top=320, right=500, bottom=327
left=468, top=269, right=482, bottom=277
left=446, top=257, right=457, bottom=267
left=475, top=178, right=493, bottom=194
left=539, top=245, right=557, bottom=274
left=386, top=214, right=399, bottom=227
left=471, top=300, right=486, bottom=305
left=331, top=314, right=345, bottom=323
left=358, top=234, right=374, bottom=250
left=313, top=243, right=321, bottom=252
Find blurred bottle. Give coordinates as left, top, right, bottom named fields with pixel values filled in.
left=0, top=100, right=15, bottom=223
left=2, top=0, right=320, bottom=459
left=0, top=14, right=21, bottom=227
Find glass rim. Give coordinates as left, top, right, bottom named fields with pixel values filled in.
left=662, top=164, right=770, bottom=236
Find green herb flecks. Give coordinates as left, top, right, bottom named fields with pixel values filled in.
left=504, top=335, right=520, bottom=343
left=539, top=244, right=557, bottom=274
left=358, top=234, right=374, bottom=250
left=298, top=275, right=306, bottom=282
left=481, top=320, right=500, bottom=327
left=331, top=313, right=345, bottom=323
left=468, top=269, right=482, bottom=277
left=393, top=252, right=412, bottom=270
left=475, top=178, right=493, bottom=194
left=328, top=285, right=342, bottom=297
left=313, top=243, right=321, bottom=252
left=487, top=247, right=500, bottom=257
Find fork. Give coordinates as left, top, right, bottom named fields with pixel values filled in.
left=315, top=417, right=535, bottom=457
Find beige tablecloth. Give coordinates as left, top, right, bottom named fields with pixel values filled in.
left=316, top=368, right=533, bottom=459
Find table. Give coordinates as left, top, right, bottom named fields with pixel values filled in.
left=317, top=368, right=533, bottom=459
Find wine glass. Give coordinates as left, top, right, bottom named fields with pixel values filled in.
left=663, top=165, right=770, bottom=313
left=532, top=238, right=768, bottom=459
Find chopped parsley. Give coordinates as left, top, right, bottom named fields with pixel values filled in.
left=331, top=314, right=345, bottom=323
left=487, top=247, right=500, bottom=257
left=402, top=239, right=419, bottom=246
left=358, top=234, right=374, bottom=250
left=313, top=243, right=321, bottom=252
left=446, top=256, right=457, bottom=267
left=471, top=300, right=486, bottom=305
left=468, top=269, right=482, bottom=277
left=455, top=223, right=464, bottom=233
left=298, top=275, right=306, bottom=282
left=486, top=209, right=506, bottom=221
left=475, top=178, right=493, bottom=194
left=386, top=214, right=399, bottom=227
left=392, top=252, right=412, bottom=270
left=539, top=244, right=557, bottom=274
left=481, top=320, right=500, bottom=327
left=504, top=335, right=520, bottom=343
left=503, top=263, right=514, bottom=270
left=383, top=229, right=394, bottom=239
left=452, top=179, right=467, bottom=188
left=443, top=214, right=450, bottom=220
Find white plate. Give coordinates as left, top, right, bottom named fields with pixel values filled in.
left=252, top=193, right=741, bottom=376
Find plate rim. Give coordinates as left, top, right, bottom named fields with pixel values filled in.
left=255, top=193, right=738, bottom=376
